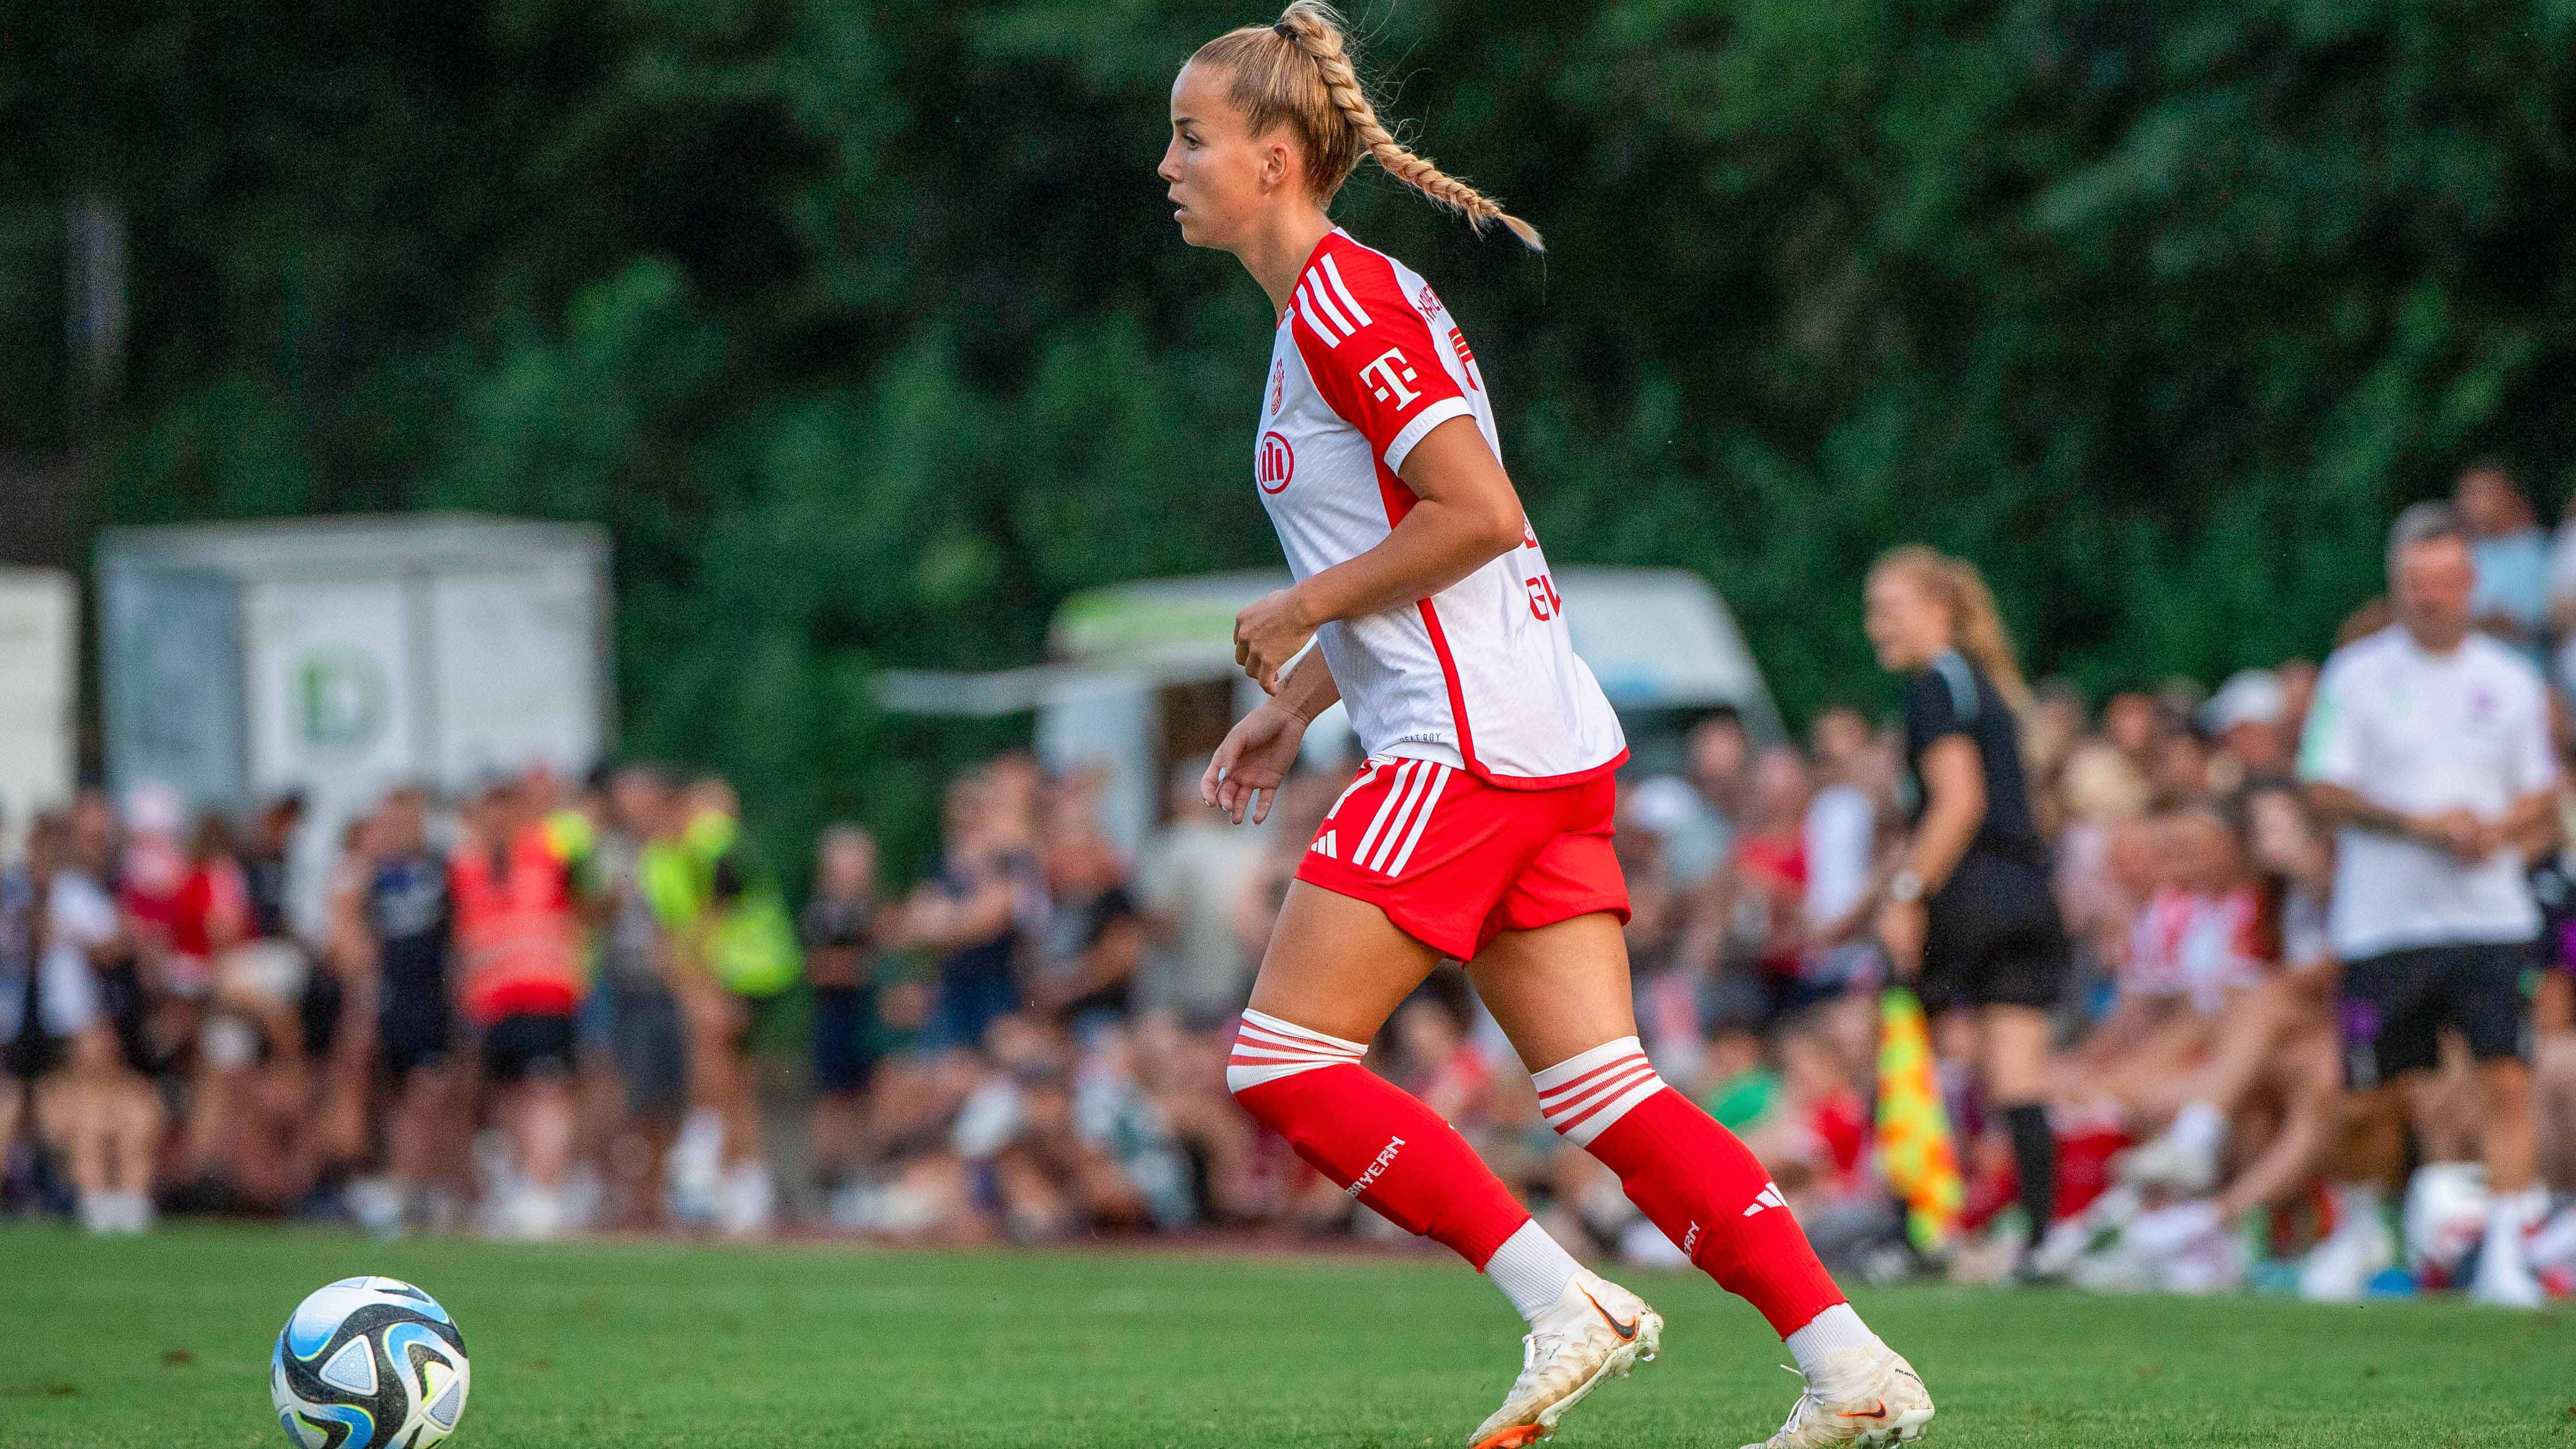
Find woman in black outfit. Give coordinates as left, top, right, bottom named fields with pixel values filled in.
left=1865, top=545, right=2072, bottom=1277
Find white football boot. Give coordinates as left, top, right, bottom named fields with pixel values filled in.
left=1740, top=1343, right=1935, bottom=1449
left=1467, top=1270, right=1661, bottom=1449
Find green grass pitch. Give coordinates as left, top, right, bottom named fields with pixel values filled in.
left=7, top=1226, right=2571, bottom=1447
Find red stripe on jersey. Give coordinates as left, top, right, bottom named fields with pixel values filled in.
left=1420, top=592, right=1632, bottom=791
left=1414, top=596, right=1480, bottom=776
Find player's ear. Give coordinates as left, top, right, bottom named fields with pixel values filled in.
left=1261, top=136, right=1295, bottom=193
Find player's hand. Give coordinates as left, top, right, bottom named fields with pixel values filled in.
left=1233, top=586, right=1318, bottom=695
left=1876, top=897, right=1927, bottom=983
left=1202, top=701, right=1309, bottom=825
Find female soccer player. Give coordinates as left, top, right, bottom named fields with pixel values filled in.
left=1163, top=9, right=1933, bottom=1447
left=1864, top=546, right=2073, bottom=1281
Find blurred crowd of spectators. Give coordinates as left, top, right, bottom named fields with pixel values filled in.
left=7, top=465, right=2576, bottom=1305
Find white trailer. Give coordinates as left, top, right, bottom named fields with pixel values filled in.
left=97, top=515, right=612, bottom=931
left=0, top=567, right=78, bottom=854
left=878, top=567, right=1780, bottom=858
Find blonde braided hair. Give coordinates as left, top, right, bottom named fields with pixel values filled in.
left=1190, top=3, right=1543, bottom=251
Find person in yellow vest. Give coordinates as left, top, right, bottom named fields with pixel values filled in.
left=452, top=770, right=592, bottom=1240
left=646, top=777, right=801, bottom=1236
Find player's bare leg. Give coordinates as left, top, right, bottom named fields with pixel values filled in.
left=1233, top=882, right=1656, bottom=1448
left=1473, top=913, right=1933, bottom=1448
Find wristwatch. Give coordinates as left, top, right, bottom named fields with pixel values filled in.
left=1887, top=869, right=1925, bottom=904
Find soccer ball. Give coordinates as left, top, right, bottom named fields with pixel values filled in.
left=271, top=1276, right=471, bottom=1449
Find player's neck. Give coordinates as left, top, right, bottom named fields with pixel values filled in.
left=1236, top=208, right=1338, bottom=317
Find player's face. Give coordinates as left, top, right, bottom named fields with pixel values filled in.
left=1161, top=64, right=1275, bottom=251
left=1863, top=569, right=1944, bottom=673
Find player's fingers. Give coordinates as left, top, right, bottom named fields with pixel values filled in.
left=1252, top=787, right=1271, bottom=825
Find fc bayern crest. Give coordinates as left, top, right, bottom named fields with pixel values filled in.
left=1257, top=430, right=1295, bottom=494
left=1269, top=359, right=1286, bottom=415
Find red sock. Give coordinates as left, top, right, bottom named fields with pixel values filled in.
left=1229, top=1009, right=1529, bottom=1268
left=1536, top=1036, right=1844, bottom=1337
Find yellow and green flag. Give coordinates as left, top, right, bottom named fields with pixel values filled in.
left=1875, top=986, right=1962, bottom=1254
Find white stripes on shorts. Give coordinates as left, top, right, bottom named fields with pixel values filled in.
left=1345, top=758, right=1451, bottom=880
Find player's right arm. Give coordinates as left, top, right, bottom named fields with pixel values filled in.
left=1233, top=426, right=1521, bottom=692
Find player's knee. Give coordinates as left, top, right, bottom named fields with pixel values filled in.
left=1226, top=1009, right=1368, bottom=1101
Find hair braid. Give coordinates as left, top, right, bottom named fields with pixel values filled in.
left=1268, top=3, right=1543, bottom=251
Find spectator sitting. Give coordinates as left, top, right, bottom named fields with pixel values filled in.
left=1633, top=707, right=1749, bottom=890
left=1726, top=746, right=1815, bottom=1022
left=2200, top=670, right=2293, bottom=786
left=241, top=792, right=306, bottom=943
left=2099, top=690, right=2162, bottom=778
left=9, top=814, right=136, bottom=1232
left=1029, top=786, right=1147, bottom=1036
left=1390, top=994, right=1497, bottom=1135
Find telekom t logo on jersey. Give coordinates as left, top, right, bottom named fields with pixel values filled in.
left=1360, top=347, right=1422, bottom=409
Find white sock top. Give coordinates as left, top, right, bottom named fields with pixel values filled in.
left=1530, top=1036, right=1666, bottom=1147
left=1483, top=1218, right=1585, bottom=1325
left=1783, top=1302, right=1878, bottom=1382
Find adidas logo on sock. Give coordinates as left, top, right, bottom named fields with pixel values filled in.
left=1741, top=1183, right=1787, bottom=1217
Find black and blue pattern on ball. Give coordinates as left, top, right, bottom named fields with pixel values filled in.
left=271, top=1277, right=471, bottom=1449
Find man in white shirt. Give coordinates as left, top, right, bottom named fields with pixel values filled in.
left=2300, top=501, right=2558, bottom=1307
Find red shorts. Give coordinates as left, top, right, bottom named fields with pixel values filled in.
left=1293, top=754, right=1630, bottom=960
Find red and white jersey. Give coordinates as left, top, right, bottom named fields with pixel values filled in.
left=1254, top=230, right=1626, bottom=788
